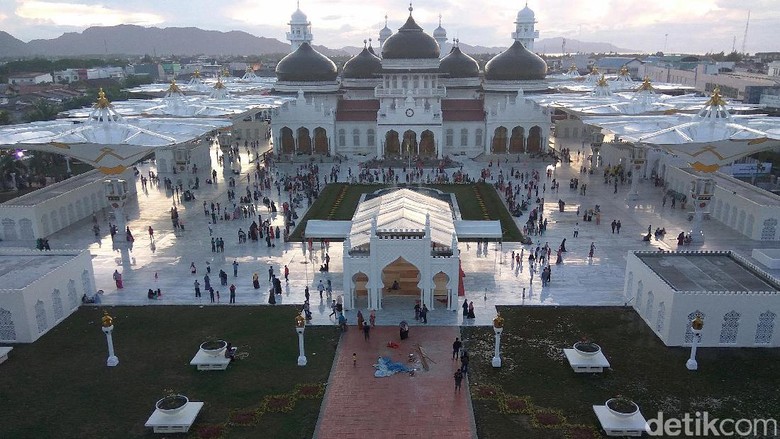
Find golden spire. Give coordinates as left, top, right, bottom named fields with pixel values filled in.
left=636, top=76, right=654, bottom=92
left=568, top=64, right=578, bottom=73
left=193, top=69, right=201, bottom=78
left=214, top=77, right=225, bottom=89
left=101, top=310, right=114, bottom=328
left=167, top=79, right=182, bottom=94
left=295, top=313, right=306, bottom=328
left=94, top=88, right=111, bottom=109
left=619, top=66, right=630, bottom=77
left=590, top=66, right=599, bottom=75
left=493, top=312, right=504, bottom=328
left=706, top=86, right=726, bottom=107
left=597, top=75, right=609, bottom=87
left=691, top=316, right=704, bottom=330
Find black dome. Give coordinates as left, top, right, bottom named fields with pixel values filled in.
left=381, top=15, right=440, bottom=59
left=343, top=47, right=382, bottom=79
left=484, top=40, right=547, bottom=81
left=276, top=42, right=338, bottom=82
left=439, top=46, right=479, bottom=78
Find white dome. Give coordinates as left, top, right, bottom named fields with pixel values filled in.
left=517, top=5, right=535, bottom=21
left=433, top=25, right=447, bottom=38
left=291, top=8, right=308, bottom=23
left=379, top=25, right=392, bottom=39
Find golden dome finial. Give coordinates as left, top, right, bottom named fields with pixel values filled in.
left=636, top=76, right=654, bottom=92
left=619, top=66, right=629, bottom=76
left=590, top=66, right=599, bottom=75
left=493, top=312, right=504, bottom=328
left=101, top=310, right=114, bottom=328
left=568, top=64, right=578, bottom=73
left=167, top=80, right=182, bottom=94
left=706, top=87, right=726, bottom=107
left=193, top=69, right=201, bottom=78
left=691, top=316, right=704, bottom=330
left=295, top=313, right=306, bottom=328
left=94, top=88, right=111, bottom=109
left=214, top=77, right=225, bottom=89
left=597, top=75, right=609, bottom=87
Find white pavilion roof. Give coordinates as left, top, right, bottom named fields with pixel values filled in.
left=349, top=189, right=455, bottom=249
left=63, top=96, right=287, bottom=118
left=127, top=76, right=276, bottom=95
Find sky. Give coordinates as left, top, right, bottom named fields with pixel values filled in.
left=1, top=0, right=778, bottom=54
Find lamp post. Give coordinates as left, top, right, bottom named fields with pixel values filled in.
left=9, top=172, right=18, bottom=192
left=626, top=144, right=646, bottom=201
left=686, top=316, right=703, bottom=371
left=491, top=312, right=505, bottom=368
left=101, top=310, right=119, bottom=367
left=295, top=313, right=307, bottom=366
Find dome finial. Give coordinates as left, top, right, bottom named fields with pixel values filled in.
left=368, top=37, right=373, bottom=46
left=385, top=14, right=388, bottom=26
left=363, top=39, right=367, bottom=48
left=409, top=2, right=413, bottom=15
left=439, top=14, right=442, bottom=26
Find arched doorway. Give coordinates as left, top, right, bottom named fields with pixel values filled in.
left=527, top=126, right=542, bottom=153
left=385, top=130, right=400, bottom=156
left=509, top=126, right=525, bottom=153
left=492, top=126, right=508, bottom=153
left=432, top=271, right=450, bottom=306
left=402, top=130, right=418, bottom=157
left=280, top=127, right=294, bottom=154
left=313, top=127, right=328, bottom=154
left=420, top=130, right=436, bottom=157
left=381, top=257, right=420, bottom=296
left=352, top=272, right=368, bottom=298
left=297, top=127, right=311, bottom=155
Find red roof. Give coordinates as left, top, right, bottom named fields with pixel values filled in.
left=442, top=99, right=485, bottom=122
left=336, top=99, right=380, bottom=122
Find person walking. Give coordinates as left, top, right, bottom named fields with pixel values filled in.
left=268, top=265, right=274, bottom=282
left=194, top=280, right=201, bottom=298
left=452, top=337, right=462, bottom=360
left=317, top=280, right=325, bottom=299
left=611, top=220, right=617, bottom=234
left=573, top=222, right=579, bottom=238
left=229, top=284, right=236, bottom=304
left=462, top=299, right=469, bottom=318
left=190, top=262, right=197, bottom=274
left=284, top=265, right=289, bottom=282
left=369, top=309, right=376, bottom=327
left=589, top=242, right=595, bottom=258
left=454, top=369, right=464, bottom=392
left=460, top=351, right=470, bottom=374
left=363, top=321, right=371, bottom=340
left=304, top=286, right=310, bottom=303
left=468, top=301, right=475, bottom=319
left=209, top=287, right=215, bottom=303
left=232, top=260, right=239, bottom=277
left=148, top=226, right=154, bottom=240
left=616, top=220, right=622, bottom=234
left=420, top=304, right=429, bottom=324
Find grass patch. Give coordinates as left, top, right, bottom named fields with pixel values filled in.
left=463, top=306, right=780, bottom=439
left=289, top=183, right=524, bottom=242
left=0, top=306, right=339, bottom=438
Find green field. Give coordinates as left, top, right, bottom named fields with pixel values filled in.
left=0, top=306, right=339, bottom=439
left=462, top=307, right=780, bottom=438
left=289, top=182, right=525, bottom=242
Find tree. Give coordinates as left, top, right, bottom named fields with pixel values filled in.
left=24, top=99, right=62, bottom=122
left=0, top=154, right=28, bottom=191
left=0, top=110, right=11, bottom=125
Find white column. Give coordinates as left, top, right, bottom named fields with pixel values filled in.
left=686, top=328, right=701, bottom=370
left=627, top=163, right=640, bottom=201
left=103, top=325, right=119, bottom=367
left=296, top=325, right=307, bottom=366
left=492, top=326, right=503, bottom=367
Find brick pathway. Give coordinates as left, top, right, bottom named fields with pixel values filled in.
left=315, top=326, right=476, bottom=439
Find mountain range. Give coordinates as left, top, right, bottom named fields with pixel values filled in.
left=0, top=26, right=636, bottom=59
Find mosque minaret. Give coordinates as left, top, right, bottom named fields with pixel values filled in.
left=286, top=1, right=313, bottom=53
left=512, top=3, right=539, bottom=51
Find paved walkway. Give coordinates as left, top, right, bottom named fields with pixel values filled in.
left=315, top=326, right=475, bottom=439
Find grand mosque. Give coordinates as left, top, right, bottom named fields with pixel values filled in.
left=272, top=4, right=552, bottom=159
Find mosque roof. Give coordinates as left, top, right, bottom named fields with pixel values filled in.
left=275, top=42, right=338, bottom=82
left=342, top=46, right=382, bottom=79
left=517, top=4, right=535, bottom=21
left=439, top=46, right=480, bottom=78
left=349, top=189, right=455, bottom=249
left=381, top=10, right=440, bottom=60
left=484, top=40, right=547, bottom=81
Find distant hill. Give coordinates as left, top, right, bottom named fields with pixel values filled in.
left=535, top=37, right=638, bottom=55
left=1, top=26, right=634, bottom=59
left=0, top=31, right=29, bottom=57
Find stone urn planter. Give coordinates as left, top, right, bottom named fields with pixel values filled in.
left=605, top=397, right=639, bottom=417
left=573, top=341, right=601, bottom=356
left=200, top=340, right=227, bottom=357
left=155, top=394, right=189, bottom=415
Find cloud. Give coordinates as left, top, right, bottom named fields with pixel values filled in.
left=15, top=1, right=164, bottom=27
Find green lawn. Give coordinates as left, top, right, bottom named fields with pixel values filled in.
left=0, top=306, right=339, bottom=439
left=289, top=183, right=524, bottom=242
left=462, top=307, right=780, bottom=439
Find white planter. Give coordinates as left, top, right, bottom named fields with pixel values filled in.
left=200, top=340, right=227, bottom=357
left=155, top=395, right=189, bottom=415
left=573, top=341, right=601, bottom=357
left=605, top=398, right=638, bottom=418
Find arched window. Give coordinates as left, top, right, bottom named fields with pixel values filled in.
left=626, top=271, right=634, bottom=301
left=367, top=129, right=375, bottom=147
left=338, top=129, right=346, bottom=147
left=460, top=129, right=468, bottom=147
left=656, top=302, right=665, bottom=333
left=353, top=129, right=360, bottom=146
left=719, top=311, right=740, bottom=344
left=636, top=281, right=643, bottom=311
left=445, top=129, right=454, bottom=147
left=645, top=291, right=654, bottom=318
left=0, top=308, right=16, bottom=341
left=35, top=300, right=47, bottom=334
left=755, top=311, right=776, bottom=344
left=52, top=289, right=63, bottom=322
left=475, top=129, right=483, bottom=146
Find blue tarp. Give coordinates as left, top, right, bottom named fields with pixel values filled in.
left=374, top=356, right=412, bottom=378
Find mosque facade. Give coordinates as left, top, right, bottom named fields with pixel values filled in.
left=271, top=5, right=551, bottom=160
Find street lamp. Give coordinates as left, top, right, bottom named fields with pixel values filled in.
left=295, top=313, right=307, bottom=366
left=686, top=316, right=703, bottom=371
left=491, top=312, right=505, bottom=368
left=101, top=310, right=119, bottom=367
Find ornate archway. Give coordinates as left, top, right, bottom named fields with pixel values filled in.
left=492, top=126, right=508, bottom=153
left=433, top=271, right=450, bottom=304
left=403, top=130, right=418, bottom=157
left=527, top=126, right=542, bottom=153
left=352, top=272, right=368, bottom=297
left=313, top=127, right=328, bottom=154
left=297, top=127, right=311, bottom=155
left=280, top=127, right=294, bottom=154
left=381, top=257, right=420, bottom=296
left=420, top=130, right=436, bottom=157
left=385, top=130, right=400, bottom=156
left=509, top=126, right=525, bottom=153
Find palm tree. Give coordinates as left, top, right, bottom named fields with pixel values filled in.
left=0, top=153, right=28, bottom=191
